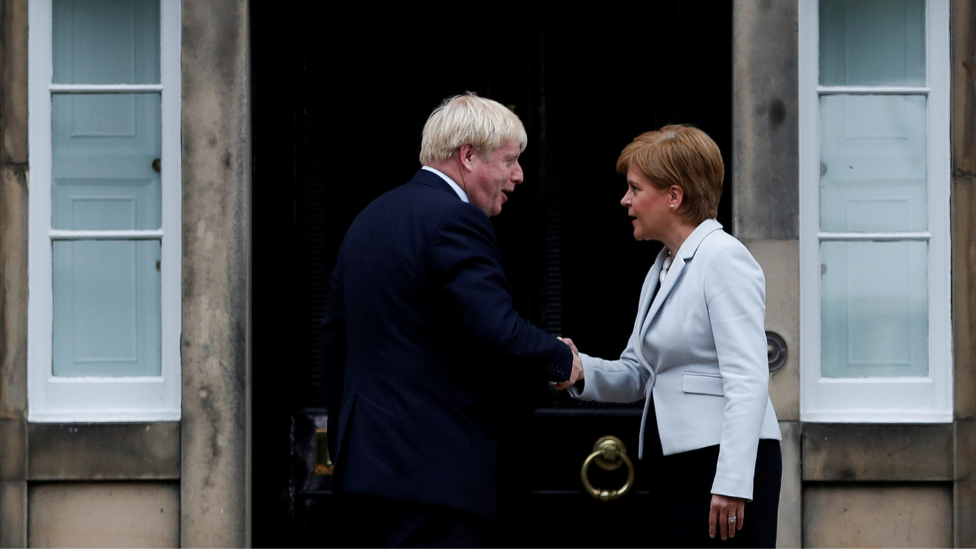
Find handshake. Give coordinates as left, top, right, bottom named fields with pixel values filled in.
left=553, top=337, right=584, bottom=391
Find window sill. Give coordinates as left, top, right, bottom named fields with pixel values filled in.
left=27, top=421, right=180, bottom=481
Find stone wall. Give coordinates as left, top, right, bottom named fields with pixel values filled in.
left=732, top=0, right=976, bottom=546
left=180, top=0, right=251, bottom=546
left=0, top=0, right=253, bottom=546
left=0, top=1, right=29, bottom=546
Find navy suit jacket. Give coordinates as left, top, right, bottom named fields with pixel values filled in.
left=319, top=169, right=572, bottom=518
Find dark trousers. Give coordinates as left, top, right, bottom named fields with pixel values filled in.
left=643, top=406, right=783, bottom=548
left=651, top=441, right=782, bottom=548
left=333, top=493, right=492, bottom=548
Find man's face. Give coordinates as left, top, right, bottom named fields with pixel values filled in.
left=464, top=142, right=524, bottom=217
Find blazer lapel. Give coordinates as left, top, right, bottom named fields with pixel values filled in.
left=634, top=248, right=669, bottom=337
left=639, top=252, right=683, bottom=339
left=639, top=219, right=724, bottom=340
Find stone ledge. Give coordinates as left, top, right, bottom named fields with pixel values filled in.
left=802, top=423, right=954, bottom=481
left=28, top=422, right=180, bottom=481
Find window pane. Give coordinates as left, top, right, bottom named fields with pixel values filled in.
left=53, top=240, right=161, bottom=377
left=820, top=95, right=927, bottom=232
left=821, top=241, right=928, bottom=378
left=52, top=0, right=160, bottom=84
left=52, top=94, right=161, bottom=230
left=819, top=0, right=925, bottom=86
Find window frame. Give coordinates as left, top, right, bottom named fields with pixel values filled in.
left=27, top=0, right=182, bottom=422
left=798, top=0, right=952, bottom=422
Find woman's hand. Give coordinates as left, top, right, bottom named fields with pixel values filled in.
left=709, top=494, right=745, bottom=540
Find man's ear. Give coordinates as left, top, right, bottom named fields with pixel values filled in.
left=458, top=144, right=477, bottom=173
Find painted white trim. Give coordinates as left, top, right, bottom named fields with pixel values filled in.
left=798, top=0, right=822, bottom=423
left=159, top=0, right=183, bottom=425
left=50, top=229, right=164, bottom=240
left=798, top=0, right=952, bottom=423
left=925, top=0, right=953, bottom=421
left=28, top=0, right=182, bottom=423
left=800, top=410, right=952, bottom=423
left=817, top=232, right=931, bottom=241
left=49, top=84, right=163, bottom=94
left=817, top=86, right=929, bottom=95
left=27, top=0, right=55, bottom=423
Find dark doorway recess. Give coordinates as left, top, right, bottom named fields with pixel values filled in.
left=251, top=4, right=732, bottom=547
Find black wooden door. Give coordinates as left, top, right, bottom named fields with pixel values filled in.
left=251, top=5, right=732, bottom=547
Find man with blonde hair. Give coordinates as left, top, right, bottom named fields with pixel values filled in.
left=319, top=93, right=582, bottom=547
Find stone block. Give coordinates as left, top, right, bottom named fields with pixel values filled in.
left=745, top=240, right=799, bottom=421
left=28, top=482, right=179, bottom=548
left=951, top=0, right=976, bottom=176
left=957, top=419, right=976, bottom=481
left=0, top=419, right=25, bottom=480
left=0, top=0, right=28, bottom=165
left=0, top=164, right=28, bottom=419
left=776, top=421, right=801, bottom=548
left=954, top=175, right=976, bottom=419
left=27, top=423, right=179, bottom=481
left=804, top=483, right=952, bottom=547
left=732, top=0, right=799, bottom=240
left=180, top=0, right=250, bottom=546
left=803, top=424, right=953, bottom=481
left=956, top=480, right=976, bottom=548
left=0, top=481, right=26, bottom=548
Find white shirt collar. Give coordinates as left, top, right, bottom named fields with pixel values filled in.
left=422, top=166, right=469, bottom=203
left=659, top=253, right=673, bottom=286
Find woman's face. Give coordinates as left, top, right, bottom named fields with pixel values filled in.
left=621, top=165, right=674, bottom=242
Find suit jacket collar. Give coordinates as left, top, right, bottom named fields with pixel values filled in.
left=409, top=168, right=463, bottom=199
left=638, top=219, right=724, bottom=340
left=675, top=218, right=723, bottom=261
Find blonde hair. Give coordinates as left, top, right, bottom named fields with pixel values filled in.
left=419, top=93, right=527, bottom=165
left=616, top=125, right=724, bottom=224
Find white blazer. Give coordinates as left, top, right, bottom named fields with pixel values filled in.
left=571, top=219, right=781, bottom=500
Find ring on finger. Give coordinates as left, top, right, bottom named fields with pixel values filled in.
left=728, top=515, right=737, bottom=524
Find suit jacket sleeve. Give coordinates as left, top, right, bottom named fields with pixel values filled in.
left=705, top=242, right=769, bottom=499
left=431, top=204, right=572, bottom=382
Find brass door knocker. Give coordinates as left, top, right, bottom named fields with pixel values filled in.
left=580, top=435, right=635, bottom=502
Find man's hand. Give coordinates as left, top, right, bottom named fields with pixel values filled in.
left=553, top=337, right=583, bottom=390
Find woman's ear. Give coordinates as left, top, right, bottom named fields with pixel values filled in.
left=670, top=185, right=685, bottom=207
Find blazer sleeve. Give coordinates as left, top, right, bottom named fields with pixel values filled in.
left=430, top=204, right=572, bottom=382
left=704, top=242, right=770, bottom=500
left=568, top=267, right=657, bottom=404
